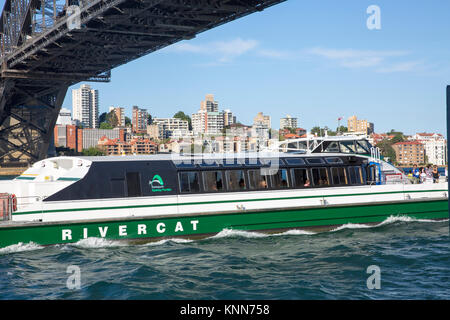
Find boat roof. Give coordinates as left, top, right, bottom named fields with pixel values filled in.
left=72, top=152, right=352, bottom=163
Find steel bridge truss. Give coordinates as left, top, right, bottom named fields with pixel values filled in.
left=0, top=0, right=285, bottom=164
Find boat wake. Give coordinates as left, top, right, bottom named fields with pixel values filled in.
left=209, top=215, right=448, bottom=240
left=330, top=215, right=449, bottom=233
left=145, top=238, right=194, bottom=246
left=0, top=242, right=44, bottom=254
left=69, top=237, right=127, bottom=249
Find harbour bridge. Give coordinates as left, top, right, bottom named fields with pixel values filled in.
left=0, top=0, right=285, bottom=166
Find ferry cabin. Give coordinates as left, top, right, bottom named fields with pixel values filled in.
left=0, top=150, right=447, bottom=247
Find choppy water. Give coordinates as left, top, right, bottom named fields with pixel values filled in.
left=0, top=216, right=449, bottom=300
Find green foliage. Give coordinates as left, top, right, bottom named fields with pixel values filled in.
left=99, top=122, right=113, bottom=129
left=125, top=116, right=131, bottom=127
left=82, top=147, right=105, bottom=156
left=106, top=110, right=119, bottom=127
left=99, top=112, right=107, bottom=124
left=376, top=140, right=396, bottom=163
left=174, top=111, right=192, bottom=130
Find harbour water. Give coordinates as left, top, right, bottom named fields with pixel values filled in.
left=0, top=217, right=449, bottom=300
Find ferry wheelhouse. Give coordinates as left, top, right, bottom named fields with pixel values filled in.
left=0, top=136, right=447, bottom=247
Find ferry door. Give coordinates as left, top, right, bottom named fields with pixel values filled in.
left=368, top=162, right=382, bottom=185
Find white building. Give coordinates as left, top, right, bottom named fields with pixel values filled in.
left=149, top=117, right=191, bottom=139
left=72, top=84, right=99, bottom=128
left=109, top=106, right=125, bottom=127
left=280, top=114, right=298, bottom=130
left=222, top=109, right=237, bottom=127
left=410, top=133, right=447, bottom=165
left=56, top=108, right=73, bottom=126
left=192, top=94, right=230, bottom=136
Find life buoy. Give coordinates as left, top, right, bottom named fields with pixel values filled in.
left=11, top=194, right=17, bottom=211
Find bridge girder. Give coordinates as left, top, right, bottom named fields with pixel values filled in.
left=0, top=0, right=286, bottom=165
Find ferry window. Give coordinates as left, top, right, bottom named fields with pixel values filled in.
left=331, top=167, right=347, bottom=185
left=179, top=172, right=200, bottom=193
left=226, top=170, right=246, bottom=191
left=203, top=171, right=224, bottom=192
left=324, top=141, right=340, bottom=153
left=285, top=158, right=305, bottom=165
left=291, top=168, right=309, bottom=188
left=110, top=178, right=125, bottom=197
left=348, top=166, right=362, bottom=185
left=248, top=170, right=269, bottom=190
left=199, top=161, right=221, bottom=168
left=287, top=142, right=299, bottom=150
left=271, top=169, right=289, bottom=188
left=174, top=162, right=196, bottom=168
left=126, top=172, right=142, bottom=197
left=339, top=141, right=356, bottom=153
left=306, top=158, right=324, bottom=164
left=325, top=157, right=343, bottom=164
left=223, top=159, right=242, bottom=167
left=311, top=168, right=329, bottom=187
left=244, top=159, right=262, bottom=166
left=260, top=158, right=284, bottom=167
left=356, top=140, right=372, bottom=152
left=355, top=142, right=367, bottom=154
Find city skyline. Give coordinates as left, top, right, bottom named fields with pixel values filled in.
left=49, top=1, right=450, bottom=135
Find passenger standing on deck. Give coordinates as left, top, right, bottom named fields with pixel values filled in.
left=425, top=165, right=433, bottom=184
left=432, top=166, right=440, bottom=183
left=420, top=168, right=427, bottom=184
left=412, top=164, right=420, bottom=184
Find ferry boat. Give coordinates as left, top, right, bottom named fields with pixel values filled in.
left=0, top=136, right=447, bottom=248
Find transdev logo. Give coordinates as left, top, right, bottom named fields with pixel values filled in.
left=150, top=175, right=172, bottom=192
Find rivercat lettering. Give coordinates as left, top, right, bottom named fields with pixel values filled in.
left=61, top=220, right=200, bottom=241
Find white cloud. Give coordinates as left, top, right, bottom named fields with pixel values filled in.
left=376, top=61, right=423, bottom=73
left=169, top=38, right=259, bottom=63
left=306, top=47, right=413, bottom=70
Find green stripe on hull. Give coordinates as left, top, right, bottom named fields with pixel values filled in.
left=1, top=200, right=447, bottom=248
left=12, top=188, right=448, bottom=215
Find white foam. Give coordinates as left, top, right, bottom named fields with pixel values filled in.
left=0, top=242, right=44, bottom=254
left=331, top=223, right=373, bottom=232
left=210, top=228, right=269, bottom=239
left=146, top=238, right=194, bottom=246
left=274, top=229, right=316, bottom=236
left=376, top=215, right=448, bottom=227
left=70, top=237, right=126, bottom=248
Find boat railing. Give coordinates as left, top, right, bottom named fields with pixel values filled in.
left=14, top=195, right=42, bottom=212
left=370, top=147, right=381, bottom=163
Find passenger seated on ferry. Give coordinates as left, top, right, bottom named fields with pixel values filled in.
left=304, top=179, right=310, bottom=187
left=281, top=179, right=288, bottom=187
left=238, top=179, right=245, bottom=189
left=259, top=179, right=268, bottom=189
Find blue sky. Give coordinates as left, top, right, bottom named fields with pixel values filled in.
left=3, top=0, right=450, bottom=134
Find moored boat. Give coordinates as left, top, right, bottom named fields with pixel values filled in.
left=0, top=136, right=447, bottom=248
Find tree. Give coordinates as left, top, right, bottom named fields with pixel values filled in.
left=376, top=140, right=396, bottom=164
left=174, top=111, right=192, bottom=130
left=82, top=147, right=105, bottom=156
left=310, top=126, right=322, bottom=136
left=106, top=110, right=119, bottom=128
left=99, top=122, right=113, bottom=129
left=125, top=116, right=131, bottom=127
left=336, top=126, right=348, bottom=134
left=99, top=112, right=107, bottom=124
